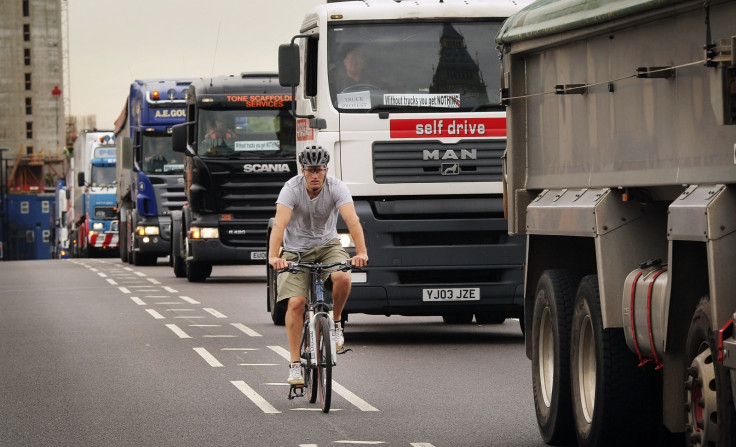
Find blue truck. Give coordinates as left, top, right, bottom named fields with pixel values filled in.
left=72, top=130, right=119, bottom=258
left=114, top=79, right=193, bottom=265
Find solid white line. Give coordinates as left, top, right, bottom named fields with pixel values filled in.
left=231, top=323, right=262, bottom=337
left=267, top=345, right=378, bottom=411
left=118, top=287, right=131, bottom=294
left=203, top=308, right=227, bottom=318
left=194, top=347, right=223, bottom=367
left=130, top=296, right=146, bottom=305
left=166, top=324, right=192, bottom=339
left=163, top=286, right=178, bottom=293
left=230, top=381, right=280, bottom=414
left=106, top=278, right=118, bottom=285
left=134, top=271, right=145, bottom=276
left=180, top=295, right=200, bottom=304
left=145, top=309, right=165, bottom=319
left=97, top=272, right=108, bottom=278
left=147, top=278, right=160, bottom=284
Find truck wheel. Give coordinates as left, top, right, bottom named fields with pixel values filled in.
left=186, top=261, right=210, bottom=282
left=570, top=275, right=659, bottom=447
left=171, top=213, right=186, bottom=278
left=684, top=296, right=736, bottom=447
left=267, top=263, right=285, bottom=325
left=531, top=269, right=580, bottom=445
left=172, top=251, right=186, bottom=278
left=119, top=216, right=128, bottom=262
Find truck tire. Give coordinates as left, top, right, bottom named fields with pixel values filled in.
left=267, top=262, right=286, bottom=325
left=171, top=212, right=185, bottom=278
left=186, top=260, right=211, bottom=282
left=570, top=275, right=659, bottom=447
left=684, top=296, right=736, bottom=447
left=119, top=212, right=128, bottom=262
left=531, top=269, right=580, bottom=445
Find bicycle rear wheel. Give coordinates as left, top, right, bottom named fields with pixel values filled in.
left=316, top=315, right=333, bottom=413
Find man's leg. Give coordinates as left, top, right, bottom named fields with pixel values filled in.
left=330, top=271, right=351, bottom=321
left=285, top=296, right=307, bottom=362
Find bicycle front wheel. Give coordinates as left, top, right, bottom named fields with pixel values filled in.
left=316, top=315, right=333, bottom=413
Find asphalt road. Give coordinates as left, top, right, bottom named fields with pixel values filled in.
left=0, top=258, right=550, bottom=447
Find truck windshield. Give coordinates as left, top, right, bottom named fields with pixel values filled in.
left=328, top=21, right=503, bottom=112
left=90, top=166, right=116, bottom=187
left=197, top=109, right=296, bottom=159
left=141, top=136, right=183, bottom=174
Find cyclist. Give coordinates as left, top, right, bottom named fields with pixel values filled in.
left=268, top=146, right=369, bottom=385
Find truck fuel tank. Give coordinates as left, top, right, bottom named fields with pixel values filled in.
left=622, top=260, right=669, bottom=366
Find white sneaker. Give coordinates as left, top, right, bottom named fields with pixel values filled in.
left=287, top=363, right=304, bottom=385
left=335, top=323, right=344, bottom=351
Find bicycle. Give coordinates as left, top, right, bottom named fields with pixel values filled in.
left=280, top=260, right=353, bottom=413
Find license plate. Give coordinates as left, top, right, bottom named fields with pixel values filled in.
left=250, top=251, right=266, bottom=260
left=422, top=288, right=480, bottom=301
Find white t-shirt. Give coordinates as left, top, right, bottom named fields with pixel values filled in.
left=276, top=174, right=353, bottom=252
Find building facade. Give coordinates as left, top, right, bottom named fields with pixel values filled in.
left=0, top=0, right=65, bottom=176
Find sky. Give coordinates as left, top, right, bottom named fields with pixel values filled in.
left=68, top=0, right=325, bottom=129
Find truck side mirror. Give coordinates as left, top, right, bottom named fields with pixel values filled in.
left=77, top=172, right=85, bottom=187
left=171, top=123, right=189, bottom=154
left=121, top=136, right=133, bottom=170
left=278, top=44, right=300, bottom=87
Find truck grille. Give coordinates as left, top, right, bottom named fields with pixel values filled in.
left=373, top=140, right=505, bottom=184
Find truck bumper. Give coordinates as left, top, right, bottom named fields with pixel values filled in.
left=134, top=234, right=169, bottom=257
left=342, top=199, right=526, bottom=317
left=188, top=239, right=266, bottom=265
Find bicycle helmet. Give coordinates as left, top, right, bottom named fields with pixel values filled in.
left=298, top=146, right=330, bottom=167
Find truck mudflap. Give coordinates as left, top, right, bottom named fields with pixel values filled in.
left=89, top=232, right=119, bottom=249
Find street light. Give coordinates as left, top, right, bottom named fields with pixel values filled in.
left=0, top=147, right=7, bottom=260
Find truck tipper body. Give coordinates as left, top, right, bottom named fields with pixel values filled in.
left=114, top=79, right=192, bottom=265
left=274, top=0, right=531, bottom=325
left=170, top=73, right=296, bottom=282
left=496, top=0, right=736, bottom=445
left=71, top=130, right=118, bottom=257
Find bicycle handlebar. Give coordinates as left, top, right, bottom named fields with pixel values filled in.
left=280, top=260, right=353, bottom=275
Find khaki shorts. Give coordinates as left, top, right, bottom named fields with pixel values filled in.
left=276, top=239, right=349, bottom=305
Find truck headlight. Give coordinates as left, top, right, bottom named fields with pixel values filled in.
left=136, top=225, right=160, bottom=236
left=92, top=222, right=104, bottom=230
left=338, top=233, right=354, bottom=248
left=189, top=226, right=219, bottom=239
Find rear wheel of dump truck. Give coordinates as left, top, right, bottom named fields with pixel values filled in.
left=684, top=296, right=736, bottom=447
left=570, top=275, right=659, bottom=447
left=531, top=270, right=581, bottom=445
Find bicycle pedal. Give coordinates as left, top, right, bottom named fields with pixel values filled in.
left=337, top=348, right=353, bottom=355
left=287, top=384, right=305, bottom=400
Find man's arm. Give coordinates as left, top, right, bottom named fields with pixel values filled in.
left=268, top=203, right=293, bottom=270
left=338, top=201, right=368, bottom=268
